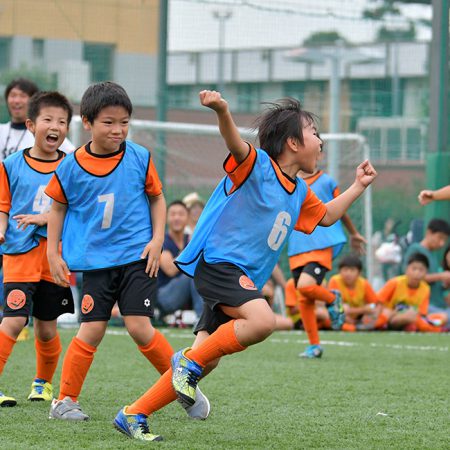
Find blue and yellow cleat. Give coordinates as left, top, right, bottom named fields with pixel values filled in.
left=113, top=407, right=162, bottom=442
left=171, top=347, right=203, bottom=409
left=0, top=391, right=17, bottom=407
left=327, top=290, right=345, bottom=330
left=299, top=344, right=323, bottom=359
left=28, top=378, right=53, bottom=402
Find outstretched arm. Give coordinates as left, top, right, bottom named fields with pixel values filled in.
left=341, top=214, right=366, bottom=254
left=320, top=160, right=377, bottom=226
left=0, top=211, right=7, bottom=244
left=418, top=185, right=450, bottom=205
left=199, top=90, right=249, bottom=163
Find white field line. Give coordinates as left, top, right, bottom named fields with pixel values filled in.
left=105, top=329, right=448, bottom=352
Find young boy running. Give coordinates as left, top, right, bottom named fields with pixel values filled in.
left=45, top=82, right=208, bottom=421
left=113, top=90, right=377, bottom=441
left=0, top=91, right=74, bottom=407
left=288, top=149, right=366, bottom=358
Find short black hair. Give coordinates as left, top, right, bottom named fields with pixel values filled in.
left=338, top=254, right=363, bottom=271
left=427, top=218, right=450, bottom=236
left=168, top=200, right=188, bottom=211
left=4, top=78, right=39, bottom=100
left=255, top=97, right=317, bottom=160
left=80, top=81, right=133, bottom=123
left=407, top=252, right=429, bottom=269
left=28, top=91, right=73, bottom=125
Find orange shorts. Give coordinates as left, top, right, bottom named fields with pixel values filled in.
left=3, top=238, right=54, bottom=283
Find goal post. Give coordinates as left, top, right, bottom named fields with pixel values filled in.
left=69, top=118, right=373, bottom=282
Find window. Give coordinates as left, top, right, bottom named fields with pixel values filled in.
left=237, top=83, right=261, bottom=113
left=0, top=38, right=11, bottom=72
left=33, top=39, right=44, bottom=61
left=83, top=43, right=115, bottom=82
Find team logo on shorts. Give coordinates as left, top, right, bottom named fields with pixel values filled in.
left=81, top=295, right=94, bottom=314
left=61, top=299, right=69, bottom=306
left=143, top=298, right=151, bottom=308
left=239, top=275, right=257, bottom=290
left=7, top=289, right=26, bottom=310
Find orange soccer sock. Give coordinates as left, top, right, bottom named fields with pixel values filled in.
left=127, top=369, right=177, bottom=416
left=299, top=299, right=320, bottom=345
left=35, top=334, right=62, bottom=383
left=318, top=318, right=332, bottom=329
left=415, top=316, right=442, bottom=333
left=58, top=337, right=97, bottom=401
left=138, top=329, right=174, bottom=374
left=342, top=323, right=356, bottom=332
left=0, top=330, right=16, bottom=376
left=185, top=320, right=246, bottom=367
left=298, top=284, right=335, bottom=304
left=375, top=313, right=389, bottom=330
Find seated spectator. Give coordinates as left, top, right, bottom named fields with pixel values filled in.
left=378, top=253, right=447, bottom=332
left=328, top=254, right=381, bottom=330
left=402, top=218, right=450, bottom=322
left=156, top=201, right=204, bottom=321
left=182, top=192, right=205, bottom=236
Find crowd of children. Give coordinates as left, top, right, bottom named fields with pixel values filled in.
left=0, top=78, right=448, bottom=443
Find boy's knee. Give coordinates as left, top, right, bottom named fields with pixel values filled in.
left=0, top=316, right=27, bottom=339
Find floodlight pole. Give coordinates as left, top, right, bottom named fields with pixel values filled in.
left=328, top=49, right=342, bottom=182
left=213, top=10, right=232, bottom=95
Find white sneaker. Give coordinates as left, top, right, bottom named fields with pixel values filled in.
left=184, top=386, right=210, bottom=420
left=49, top=396, right=89, bottom=421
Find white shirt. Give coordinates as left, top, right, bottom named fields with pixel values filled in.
left=0, top=122, right=75, bottom=161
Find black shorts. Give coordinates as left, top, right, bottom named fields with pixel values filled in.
left=292, top=262, right=328, bottom=286
left=3, top=280, right=74, bottom=321
left=80, top=260, right=156, bottom=322
left=193, top=256, right=263, bottom=335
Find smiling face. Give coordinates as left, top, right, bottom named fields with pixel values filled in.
left=26, top=106, right=69, bottom=159
left=7, top=87, right=31, bottom=123
left=83, top=106, right=130, bottom=154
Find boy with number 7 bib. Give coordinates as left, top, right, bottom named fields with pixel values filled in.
left=113, top=90, right=377, bottom=441
left=45, top=82, right=209, bottom=421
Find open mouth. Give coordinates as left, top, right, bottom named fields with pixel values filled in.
left=46, top=134, right=59, bottom=144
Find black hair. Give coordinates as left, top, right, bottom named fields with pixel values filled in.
left=28, top=91, right=73, bottom=125
left=407, top=252, right=429, bottom=269
left=426, top=218, right=450, bottom=236
left=4, top=78, right=39, bottom=100
left=443, top=244, right=450, bottom=271
left=168, top=200, right=188, bottom=211
left=338, top=254, right=363, bottom=271
left=80, top=81, right=132, bottom=123
left=255, top=97, right=317, bottom=160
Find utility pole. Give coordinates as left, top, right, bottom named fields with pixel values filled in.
left=212, top=10, right=232, bottom=95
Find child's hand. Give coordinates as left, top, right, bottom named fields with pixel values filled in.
left=355, top=160, right=377, bottom=188
left=418, top=190, right=434, bottom=205
left=199, top=90, right=228, bottom=113
left=48, top=254, right=71, bottom=287
left=141, top=239, right=163, bottom=277
left=350, top=232, right=366, bottom=255
left=13, top=213, right=47, bottom=230
left=0, top=232, right=5, bottom=244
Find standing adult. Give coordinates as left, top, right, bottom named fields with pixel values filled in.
left=0, top=78, right=74, bottom=161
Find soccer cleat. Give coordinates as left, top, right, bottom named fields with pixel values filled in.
left=28, top=378, right=53, bottom=402
left=113, top=407, right=162, bottom=441
left=184, top=385, right=210, bottom=420
left=49, top=396, right=89, bottom=421
left=171, top=347, right=203, bottom=408
left=299, top=344, right=323, bottom=359
left=0, top=391, right=17, bottom=407
left=327, top=290, right=345, bottom=330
